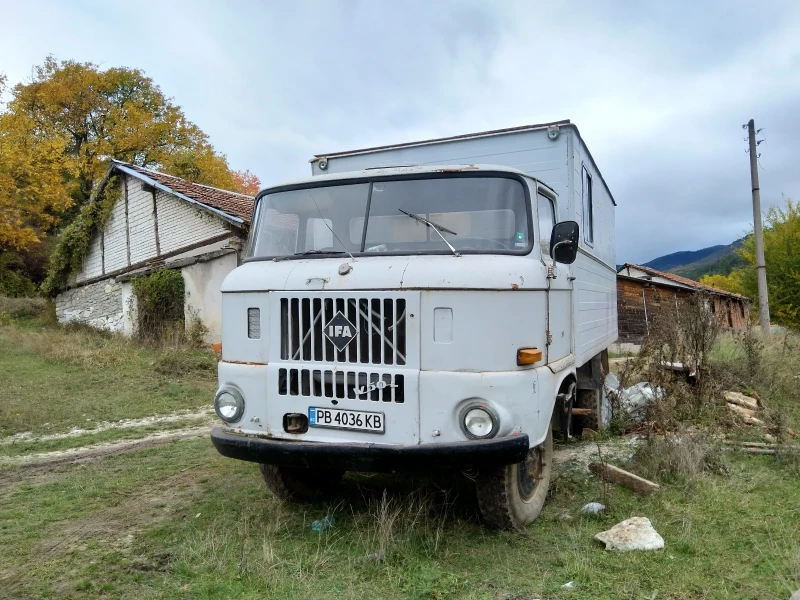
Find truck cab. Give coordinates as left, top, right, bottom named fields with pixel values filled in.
left=211, top=123, right=617, bottom=529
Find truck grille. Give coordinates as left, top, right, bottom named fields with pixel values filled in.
left=278, top=368, right=405, bottom=403
left=280, top=297, right=407, bottom=365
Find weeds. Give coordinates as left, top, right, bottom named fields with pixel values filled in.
left=0, top=296, right=53, bottom=322
left=629, top=432, right=729, bottom=487
left=359, top=487, right=450, bottom=560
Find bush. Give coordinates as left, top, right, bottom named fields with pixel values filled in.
left=131, top=269, right=185, bottom=342
left=0, top=251, right=37, bottom=297
left=0, top=296, right=53, bottom=321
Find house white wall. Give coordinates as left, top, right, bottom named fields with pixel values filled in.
left=157, top=190, right=228, bottom=254
left=72, top=173, right=233, bottom=284
left=183, top=252, right=239, bottom=343
left=58, top=169, right=245, bottom=342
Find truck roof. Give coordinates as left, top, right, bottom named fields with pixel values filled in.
left=311, top=120, right=572, bottom=160
left=309, top=120, right=616, bottom=206
left=258, top=164, right=558, bottom=198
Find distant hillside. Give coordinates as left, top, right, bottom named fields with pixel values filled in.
left=642, top=246, right=726, bottom=272
left=640, top=239, right=747, bottom=281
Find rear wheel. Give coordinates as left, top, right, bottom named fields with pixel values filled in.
left=259, top=464, right=344, bottom=502
left=475, top=422, right=553, bottom=530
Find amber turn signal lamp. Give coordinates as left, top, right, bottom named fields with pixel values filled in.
left=517, top=348, right=543, bottom=365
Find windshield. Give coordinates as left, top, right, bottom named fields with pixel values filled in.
left=246, top=175, right=531, bottom=259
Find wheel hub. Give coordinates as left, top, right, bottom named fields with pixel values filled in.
left=517, top=445, right=544, bottom=501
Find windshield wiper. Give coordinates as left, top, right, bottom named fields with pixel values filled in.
left=398, top=209, right=460, bottom=257
left=272, top=250, right=346, bottom=262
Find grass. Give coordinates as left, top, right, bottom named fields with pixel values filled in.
left=1, top=438, right=799, bottom=599
left=0, top=319, right=217, bottom=437
left=2, top=310, right=800, bottom=598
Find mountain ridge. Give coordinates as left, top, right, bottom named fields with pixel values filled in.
left=633, top=238, right=747, bottom=281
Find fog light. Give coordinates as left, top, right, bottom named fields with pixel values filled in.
left=461, top=406, right=497, bottom=439
left=214, top=387, right=244, bottom=423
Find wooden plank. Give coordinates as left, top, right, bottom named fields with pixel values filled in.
left=724, top=391, right=759, bottom=411
left=588, top=462, right=661, bottom=496
left=727, top=403, right=758, bottom=419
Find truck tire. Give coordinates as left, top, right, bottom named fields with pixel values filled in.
left=259, top=464, right=343, bottom=502
left=475, top=422, right=553, bottom=530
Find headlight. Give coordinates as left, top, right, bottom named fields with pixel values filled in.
left=214, top=387, right=244, bottom=423
left=461, top=405, right=498, bottom=439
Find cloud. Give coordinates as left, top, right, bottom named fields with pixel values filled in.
left=2, top=0, right=799, bottom=262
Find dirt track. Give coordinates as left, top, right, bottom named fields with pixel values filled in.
left=0, top=426, right=210, bottom=489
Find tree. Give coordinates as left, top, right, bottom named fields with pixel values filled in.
left=232, top=169, right=262, bottom=196
left=0, top=56, right=240, bottom=253
left=727, top=198, right=800, bottom=330
left=699, top=273, right=744, bottom=296
left=0, top=108, right=74, bottom=251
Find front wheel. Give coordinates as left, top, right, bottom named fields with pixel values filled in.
left=259, top=464, right=343, bottom=502
left=475, top=423, right=553, bottom=530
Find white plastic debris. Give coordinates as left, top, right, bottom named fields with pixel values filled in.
left=581, top=502, right=606, bottom=515
left=621, top=383, right=665, bottom=422
left=561, top=581, right=575, bottom=589
left=595, top=517, right=665, bottom=552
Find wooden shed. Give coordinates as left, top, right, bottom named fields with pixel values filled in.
left=617, top=263, right=749, bottom=344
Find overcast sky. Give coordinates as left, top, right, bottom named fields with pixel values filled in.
left=2, top=0, right=799, bottom=263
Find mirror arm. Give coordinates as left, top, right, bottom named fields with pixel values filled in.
left=550, top=239, right=572, bottom=261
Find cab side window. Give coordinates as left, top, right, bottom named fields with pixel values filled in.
left=537, top=194, right=555, bottom=259
left=582, top=165, right=594, bottom=244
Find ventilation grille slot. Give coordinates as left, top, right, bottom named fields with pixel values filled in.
left=278, top=368, right=405, bottom=403
left=247, top=308, right=261, bottom=339
left=280, top=297, right=406, bottom=365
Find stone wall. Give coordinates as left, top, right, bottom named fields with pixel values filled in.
left=55, top=279, right=124, bottom=332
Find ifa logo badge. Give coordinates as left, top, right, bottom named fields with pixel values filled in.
left=323, top=311, right=359, bottom=351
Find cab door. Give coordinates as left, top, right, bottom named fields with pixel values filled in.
left=537, top=191, right=572, bottom=363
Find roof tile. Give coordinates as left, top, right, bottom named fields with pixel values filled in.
left=117, top=162, right=255, bottom=223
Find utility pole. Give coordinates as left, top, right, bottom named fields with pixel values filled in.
left=746, top=119, right=770, bottom=335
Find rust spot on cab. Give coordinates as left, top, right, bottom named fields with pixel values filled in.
left=511, top=283, right=519, bottom=290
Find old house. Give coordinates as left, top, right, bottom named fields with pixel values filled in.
left=617, top=263, right=749, bottom=344
left=54, top=160, right=254, bottom=342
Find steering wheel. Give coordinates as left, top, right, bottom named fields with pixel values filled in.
left=452, top=237, right=510, bottom=250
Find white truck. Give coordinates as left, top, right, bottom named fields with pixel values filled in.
left=211, top=120, right=617, bottom=529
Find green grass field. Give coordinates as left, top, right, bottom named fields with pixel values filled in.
left=2, top=438, right=798, bottom=599
left=0, top=318, right=217, bottom=438
left=1, top=312, right=799, bottom=599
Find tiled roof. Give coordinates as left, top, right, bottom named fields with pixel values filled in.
left=618, top=263, right=748, bottom=300
left=113, top=161, right=255, bottom=223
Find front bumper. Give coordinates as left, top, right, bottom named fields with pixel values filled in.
left=211, top=427, right=529, bottom=472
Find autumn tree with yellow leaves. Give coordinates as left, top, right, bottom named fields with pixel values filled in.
left=0, top=57, right=258, bottom=293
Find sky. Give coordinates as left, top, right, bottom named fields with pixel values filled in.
left=2, top=0, right=799, bottom=264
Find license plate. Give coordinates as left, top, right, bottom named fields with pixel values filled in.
left=308, top=407, right=384, bottom=433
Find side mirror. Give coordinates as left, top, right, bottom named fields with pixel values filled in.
left=549, top=221, right=579, bottom=264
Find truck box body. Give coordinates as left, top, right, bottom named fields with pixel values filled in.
left=309, top=121, right=618, bottom=368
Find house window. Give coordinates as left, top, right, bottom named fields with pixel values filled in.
left=740, top=302, right=745, bottom=319
left=537, top=194, right=555, bottom=258
left=582, top=166, right=593, bottom=244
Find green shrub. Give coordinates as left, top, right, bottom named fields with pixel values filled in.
left=0, top=252, right=37, bottom=297
left=131, top=268, right=185, bottom=341
left=0, top=296, right=52, bottom=321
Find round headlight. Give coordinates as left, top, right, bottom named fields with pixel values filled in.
left=214, top=388, right=244, bottom=423
left=462, top=407, right=496, bottom=439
